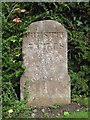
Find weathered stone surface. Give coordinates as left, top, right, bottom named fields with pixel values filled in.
left=20, top=20, right=70, bottom=106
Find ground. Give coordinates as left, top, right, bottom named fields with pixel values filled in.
left=19, top=102, right=88, bottom=118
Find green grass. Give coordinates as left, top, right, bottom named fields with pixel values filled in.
left=57, top=111, right=89, bottom=118
left=65, top=111, right=88, bottom=118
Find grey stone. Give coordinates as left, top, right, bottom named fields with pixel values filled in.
left=20, top=20, right=71, bottom=106
left=41, top=108, right=45, bottom=113
left=33, top=109, right=37, bottom=113
left=31, top=113, right=35, bottom=118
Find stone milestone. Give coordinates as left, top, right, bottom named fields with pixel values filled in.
left=20, top=20, right=71, bottom=106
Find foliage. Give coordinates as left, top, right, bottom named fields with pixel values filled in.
left=49, top=103, right=61, bottom=109
left=72, top=97, right=89, bottom=108
left=64, top=111, right=70, bottom=116
left=3, top=99, right=31, bottom=118
left=2, top=2, right=90, bottom=118
left=63, top=110, right=88, bottom=118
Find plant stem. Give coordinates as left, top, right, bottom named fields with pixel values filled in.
left=6, top=3, right=18, bottom=21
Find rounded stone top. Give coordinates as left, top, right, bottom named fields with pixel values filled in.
left=26, top=20, right=67, bottom=33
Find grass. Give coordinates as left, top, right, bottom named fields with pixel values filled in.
left=64, top=111, right=88, bottom=118
left=56, top=111, right=88, bottom=118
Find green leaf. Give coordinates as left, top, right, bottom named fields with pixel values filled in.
left=76, top=20, right=83, bottom=26
left=64, top=112, right=70, bottom=116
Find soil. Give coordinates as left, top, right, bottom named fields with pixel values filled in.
left=29, top=102, right=86, bottom=118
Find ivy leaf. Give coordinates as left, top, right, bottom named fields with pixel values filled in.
left=76, top=20, right=83, bottom=26
left=7, top=36, right=17, bottom=43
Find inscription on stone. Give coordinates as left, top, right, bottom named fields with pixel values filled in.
left=20, top=20, right=70, bottom=106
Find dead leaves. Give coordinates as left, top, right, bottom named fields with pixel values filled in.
left=12, top=8, right=26, bottom=23
left=12, top=18, right=22, bottom=23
